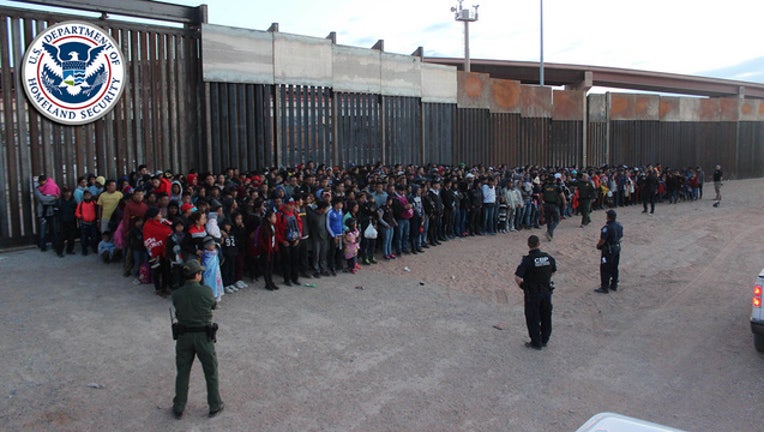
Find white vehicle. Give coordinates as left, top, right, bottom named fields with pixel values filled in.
left=576, top=412, right=686, bottom=432
left=751, top=268, right=764, bottom=352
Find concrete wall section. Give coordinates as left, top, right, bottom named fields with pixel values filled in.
left=202, top=24, right=274, bottom=84
left=634, top=95, right=659, bottom=120
left=521, top=86, right=552, bottom=118
left=719, top=98, right=740, bottom=122
left=332, top=45, right=381, bottom=94
left=457, top=71, right=491, bottom=109
left=741, top=99, right=761, bottom=121
left=489, top=78, right=521, bottom=114
left=588, top=94, right=608, bottom=122
left=552, top=90, right=584, bottom=120
left=698, top=98, right=721, bottom=121
left=679, top=98, right=701, bottom=121
left=273, top=32, right=333, bottom=87
left=380, top=52, right=422, bottom=98
left=421, top=63, right=457, bottom=104
left=609, top=93, right=635, bottom=120
left=659, top=97, right=681, bottom=121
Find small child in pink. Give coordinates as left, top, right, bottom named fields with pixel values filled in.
left=343, top=218, right=360, bottom=274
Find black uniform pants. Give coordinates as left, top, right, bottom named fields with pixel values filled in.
left=428, top=214, right=441, bottom=244
left=524, top=290, right=552, bottom=347
left=600, top=252, right=620, bottom=290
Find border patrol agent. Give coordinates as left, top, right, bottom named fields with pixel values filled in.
left=595, top=209, right=623, bottom=294
left=514, top=235, right=557, bottom=350
left=171, top=260, right=224, bottom=419
left=541, top=176, right=566, bottom=241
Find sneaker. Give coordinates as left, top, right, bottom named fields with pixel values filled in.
left=351, top=268, right=357, bottom=274
left=389, top=254, right=397, bottom=259
left=235, top=280, right=247, bottom=289
left=594, top=288, right=609, bottom=294
left=224, top=286, right=235, bottom=294
left=312, top=272, right=321, bottom=278
left=363, top=258, right=371, bottom=265
left=371, top=257, right=378, bottom=264
left=354, top=263, right=361, bottom=270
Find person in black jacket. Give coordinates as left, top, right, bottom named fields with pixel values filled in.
left=514, top=234, right=557, bottom=350
left=423, top=179, right=444, bottom=246
left=467, top=179, right=483, bottom=236
left=55, top=187, right=78, bottom=257
left=440, top=178, right=456, bottom=240
left=594, top=209, right=623, bottom=294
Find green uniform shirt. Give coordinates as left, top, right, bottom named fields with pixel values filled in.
left=172, top=281, right=216, bottom=327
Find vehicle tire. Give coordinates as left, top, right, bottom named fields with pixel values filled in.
left=754, top=334, right=764, bottom=353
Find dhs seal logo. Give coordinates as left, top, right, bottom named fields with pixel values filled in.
left=22, top=21, right=125, bottom=126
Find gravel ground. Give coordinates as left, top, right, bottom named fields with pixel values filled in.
left=2, top=178, right=764, bottom=432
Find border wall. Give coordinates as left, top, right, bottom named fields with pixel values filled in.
left=1, top=7, right=763, bottom=247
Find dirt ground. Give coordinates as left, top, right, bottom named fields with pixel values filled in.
left=2, top=179, right=764, bottom=432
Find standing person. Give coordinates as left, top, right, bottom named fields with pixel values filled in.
left=342, top=218, right=360, bottom=273
left=577, top=173, right=596, bottom=227
left=35, top=174, right=61, bottom=251
left=307, top=200, right=330, bottom=277
left=595, top=209, right=623, bottom=294
left=423, top=180, right=444, bottom=246
left=276, top=197, right=303, bottom=286
left=696, top=166, right=705, bottom=200
left=481, top=177, right=497, bottom=235
left=76, top=190, right=99, bottom=255
left=712, top=164, right=723, bottom=207
left=143, top=207, right=173, bottom=297
left=55, top=187, right=78, bottom=257
left=326, top=198, right=345, bottom=275
left=96, top=179, right=123, bottom=234
left=541, top=176, right=566, bottom=241
left=171, top=260, right=224, bottom=420
left=641, top=168, right=658, bottom=215
left=391, top=184, right=413, bottom=255
left=257, top=210, right=280, bottom=291
left=513, top=235, right=557, bottom=350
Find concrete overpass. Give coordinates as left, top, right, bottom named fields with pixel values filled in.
left=423, top=57, right=764, bottom=99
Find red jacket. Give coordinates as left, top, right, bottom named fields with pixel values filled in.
left=256, top=223, right=279, bottom=258
left=143, top=218, right=172, bottom=258
left=75, top=200, right=97, bottom=223
left=275, top=206, right=303, bottom=245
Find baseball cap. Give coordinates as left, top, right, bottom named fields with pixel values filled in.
left=180, top=203, right=195, bottom=213
left=95, top=176, right=105, bottom=185
left=182, top=260, right=205, bottom=277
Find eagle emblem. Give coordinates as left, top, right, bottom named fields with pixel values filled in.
left=40, top=41, right=108, bottom=98
left=21, top=21, right=126, bottom=126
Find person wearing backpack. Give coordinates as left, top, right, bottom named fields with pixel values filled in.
left=276, top=197, right=303, bottom=286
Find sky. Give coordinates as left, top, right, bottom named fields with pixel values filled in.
left=169, top=0, right=764, bottom=83
left=5, top=0, right=764, bottom=83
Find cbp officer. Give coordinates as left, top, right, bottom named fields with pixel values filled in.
left=595, top=209, right=623, bottom=294
left=514, top=235, right=557, bottom=350
left=171, top=260, right=224, bottom=419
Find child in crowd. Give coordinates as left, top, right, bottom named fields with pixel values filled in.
left=220, top=219, right=241, bottom=294
left=76, top=189, right=98, bottom=255
left=343, top=218, right=360, bottom=273
left=98, top=231, right=116, bottom=263
left=257, top=210, right=279, bottom=291
left=129, top=217, right=148, bottom=284
left=231, top=211, right=249, bottom=287
left=497, top=195, right=509, bottom=233
left=164, top=217, right=186, bottom=289
left=201, top=235, right=224, bottom=303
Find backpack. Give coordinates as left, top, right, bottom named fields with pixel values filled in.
left=284, top=213, right=300, bottom=241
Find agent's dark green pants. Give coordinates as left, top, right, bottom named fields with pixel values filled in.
left=173, top=332, right=222, bottom=414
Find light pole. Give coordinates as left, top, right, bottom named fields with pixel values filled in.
left=451, top=1, right=479, bottom=73
left=539, top=0, right=544, bottom=86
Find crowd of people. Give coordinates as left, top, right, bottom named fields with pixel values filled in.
left=33, top=161, right=719, bottom=302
